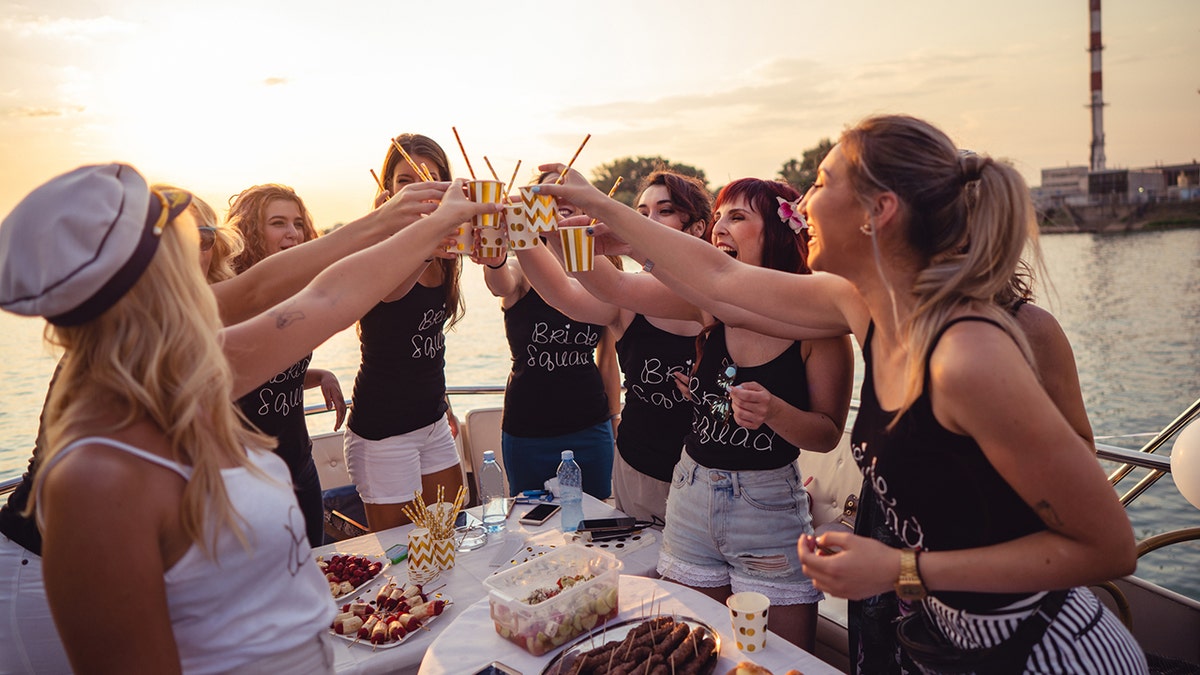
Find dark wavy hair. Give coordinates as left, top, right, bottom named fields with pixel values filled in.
left=638, top=170, right=712, bottom=234
left=713, top=178, right=809, bottom=274
left=379, top=133, right=464, bottom=329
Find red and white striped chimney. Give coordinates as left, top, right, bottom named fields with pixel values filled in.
left=1089, top=0, right=1106, bottom=171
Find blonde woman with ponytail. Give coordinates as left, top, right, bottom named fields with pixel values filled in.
left=0, top=164, right=497, bottom=674
left=535, top=113, right=1146, bottom=673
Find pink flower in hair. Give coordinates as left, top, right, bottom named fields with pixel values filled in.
left=776, top=196, right=808, bottom=235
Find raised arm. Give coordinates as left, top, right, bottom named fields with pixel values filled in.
left=567, top=249, right=705, bottom=324
left=534, top=166, right=865, bottom=339
left=513, top=243, right=621, bottom=327
left=222, top=180, right=497, bottom=397
left=211, top=181, right=450, bottom=325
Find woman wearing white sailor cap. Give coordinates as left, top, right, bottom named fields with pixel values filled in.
left=0, top=163, right=497, bottom=674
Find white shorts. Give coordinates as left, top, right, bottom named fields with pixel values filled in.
left=343, top=415, right=459, bottom=504
left=0, top=535, right=72, bottom=675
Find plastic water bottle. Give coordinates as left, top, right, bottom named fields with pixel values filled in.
left=557, top=450, right=584, bottom=533
left=479, top=451, right=508, bottom=533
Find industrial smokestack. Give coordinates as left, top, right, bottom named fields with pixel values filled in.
left=1089, top=0, right=1106, bottom=171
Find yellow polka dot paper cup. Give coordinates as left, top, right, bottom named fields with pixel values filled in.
left=504, top=202, right=539, bottom=251
left=477, top=221, right=508, bottom=259
left=727, top=591, right=770, bottom=653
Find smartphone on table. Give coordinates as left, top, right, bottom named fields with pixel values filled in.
left=578, top=517, right=638, bottom=535
left=518, top=503, right=561, bottom=526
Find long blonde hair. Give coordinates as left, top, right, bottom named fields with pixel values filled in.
left=152, top=184, right=244, bottom=283
left=32, top=213, right=273, bottom=555
left=839, top=114, right=1040, bottom=422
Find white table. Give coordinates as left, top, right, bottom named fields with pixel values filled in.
left=317, top=495, right=659, bottom=675
left=419, top=575, right=842, bottom=675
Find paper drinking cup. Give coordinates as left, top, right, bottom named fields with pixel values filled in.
left=467, top=179, right=505, bottom=230
left=520, top=186, right=559, bottom=233
left=444, top=222, right=474, bottom=256
left=407, top=527, right=440, bottom=585
left=504, top=202, right=540, bottom=251
left=727, top=591, right=770, bottom=653
left=477, top=222, right=508, bottom=260
left=558, top=224, right=594, bottom=272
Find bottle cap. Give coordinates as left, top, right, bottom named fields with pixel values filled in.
left=483, top=450, right=495, bottom=461
left=561, top=450, right=574, bottom=460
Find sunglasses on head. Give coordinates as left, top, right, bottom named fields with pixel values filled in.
left=197, top=226, right=216, bottom=252
left=710, top=364, right=738, bottom=424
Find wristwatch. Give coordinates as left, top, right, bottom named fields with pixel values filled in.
left=894, top=548, right=927, bottom=601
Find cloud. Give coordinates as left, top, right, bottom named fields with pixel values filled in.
left=263, top=77, right=288, bottom=87
left=0, top=15, right=135, bottom=41
left=4, top=105, right=85, bottom=118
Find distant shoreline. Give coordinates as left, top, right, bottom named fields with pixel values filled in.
left=1039, top=201, right=1200, bottom=234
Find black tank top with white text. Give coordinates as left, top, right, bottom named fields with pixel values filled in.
left=684, top=324, right=808, bottom=471
left=236, top=354, right=312, bottom=475
left=347, top=283, right=449, bottom=440
left=502, top=289, right=609, bottom=437
left=852, top=319, right=1045, bottom=610
left=615, top=314, right=697, bottom=481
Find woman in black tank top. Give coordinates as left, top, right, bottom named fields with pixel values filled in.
left=341, top=134, right=466, bottom=533
left=555, top=177, right=854, bottom=653
left=512, top=170, right=711, bottom=524
left=534, top=114, right=1146, bottom=673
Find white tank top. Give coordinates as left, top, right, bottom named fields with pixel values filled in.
left=40, top=437, right=335, bottom=674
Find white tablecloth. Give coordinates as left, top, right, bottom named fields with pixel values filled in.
left=418, top=575, right=841, bottom=675
left=318, top=495, right=659, bottom=675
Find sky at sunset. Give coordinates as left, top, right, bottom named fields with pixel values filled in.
left=1, top=0, right=1197, bottom=228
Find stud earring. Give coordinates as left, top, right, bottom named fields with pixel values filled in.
left=860, top=221, right=873, bottom=236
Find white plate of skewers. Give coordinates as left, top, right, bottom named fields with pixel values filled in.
left=316, top=552, right=390, bottom=601
left=329, top=580, right=453, bottom=649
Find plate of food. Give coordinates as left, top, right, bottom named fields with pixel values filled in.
left=316, top=552, right=389, bottom=600
left=541, top=615, right=720, bottom=675
left=329, top=583, right=452, bottom=649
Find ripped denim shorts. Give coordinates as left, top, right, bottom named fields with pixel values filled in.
left=657, top=453, right=823, bottom=606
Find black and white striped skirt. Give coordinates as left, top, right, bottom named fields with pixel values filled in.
left=923, top=587, right=1148, bottom=674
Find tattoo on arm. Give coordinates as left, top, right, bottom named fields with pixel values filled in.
left=270, top=306, right=306, bottom=329
left=1034, top=499, right=1064, bottom=528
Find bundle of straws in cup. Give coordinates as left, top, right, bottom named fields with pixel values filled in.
left=401, top=485, right=467, bottom=540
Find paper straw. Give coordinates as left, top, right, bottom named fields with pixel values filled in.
left=505, top=160, right=522, bottom=198
left=587, top=176, right=624, bottom=226
left=370, top=168, right=386, bottom=192
left=420, top=162, right=434, bottom=182
left=392, top=139, right=427, bottom=182
left=556, top=133, right=592, bottom=184
left=483, top=156, right=501, bottom=182
left=451, top=126, right=476, bottom=179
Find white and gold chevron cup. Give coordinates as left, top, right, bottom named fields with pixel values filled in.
left=425, top=502, right=459, bottom=572
left=504, top=202, right=540, bottom=251
left=407, top=527, right=440, bottom=585
left=558, top=223, right=595, bottom=272
left=519, top=185, right=559, bottom=233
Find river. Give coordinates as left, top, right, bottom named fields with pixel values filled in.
left=1, top=228, right=1198, bottom=600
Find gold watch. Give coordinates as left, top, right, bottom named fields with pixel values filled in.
left=894, top=548, right=927, bottom=601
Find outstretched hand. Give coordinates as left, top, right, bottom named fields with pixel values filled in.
left=587, top=221, right=634, bottom=258
left=375, top=181, right=450, bottom=233
left=532, top=164, right=609, bottom=213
